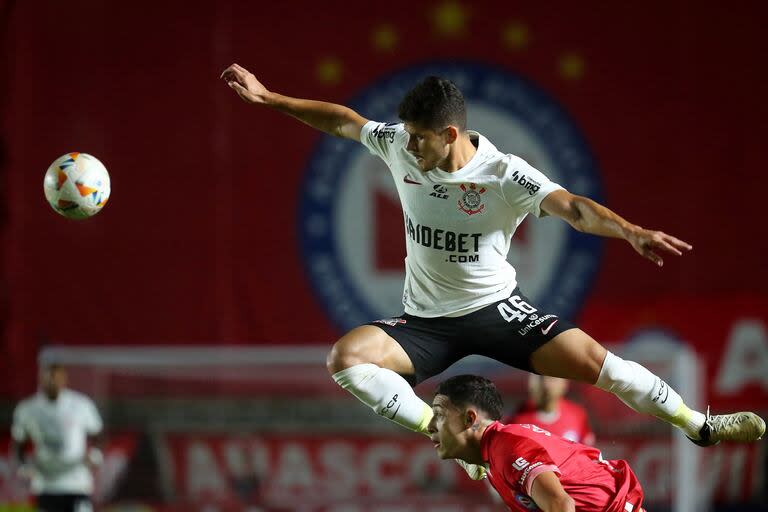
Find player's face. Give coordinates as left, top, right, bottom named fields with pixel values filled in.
left=40, top=367, right=67, bottom=398
left=404, top=122, right=451, bottom=171
left=529, top=375, right=568, bottom=407
left=428, top=395, right=471, bottom=460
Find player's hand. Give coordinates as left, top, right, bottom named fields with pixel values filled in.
left=220, top=63, right=269, bottom=104
left=627, top=228, right=692, bottom=266
left=86, top=447, right=103, bottom=470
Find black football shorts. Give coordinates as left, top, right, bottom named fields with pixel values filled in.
left=36, top=493, right=92, bottom=512
left=367, top=287, right=576, bottom=385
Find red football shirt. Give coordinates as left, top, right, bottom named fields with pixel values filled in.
left=481, top=422, right=644, bottom=512
left=504, top=398, right=596, bottom=445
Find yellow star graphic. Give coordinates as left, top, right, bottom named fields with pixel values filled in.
left=317, top=57, right=342, bottom=85
left=432, top=0, right=468, bottom=37
left=502, top=21, right=529, bottom=50
left=559, top=53, right=585, bottom=80
left=372, top=24, right=398, bottom=52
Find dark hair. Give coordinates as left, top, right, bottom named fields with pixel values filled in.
left=397, top=76, right=467, bottom=131
left=435, top=375, right=503, bottom=420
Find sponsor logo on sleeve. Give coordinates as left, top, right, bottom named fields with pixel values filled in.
left=518, top=461, right=544, bottom=487
left=512, top=457, right=530, bottom=470
left=371, top=124, right=397, bottom=144
left=510, top=170, right=541, bottom=195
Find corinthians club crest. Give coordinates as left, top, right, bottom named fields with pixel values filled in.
left=458, top=183, right=486, bottom=215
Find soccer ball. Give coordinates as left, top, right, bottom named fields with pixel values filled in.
left=43, top=152, right=111, bottom=219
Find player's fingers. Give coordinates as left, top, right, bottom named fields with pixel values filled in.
left=665, top=234, right=693, bottom=251
left=228, top=81, right=251, bottom=101
left=220, top=65, right=237, bottom=79
left=644, top=249, right=663, bottom=267
left=654, top=239, right=682, bottom=256
left=222, top=65, right=246, bottom=82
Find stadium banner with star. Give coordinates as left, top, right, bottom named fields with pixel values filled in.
left=2, top=0, right=767, bottom=420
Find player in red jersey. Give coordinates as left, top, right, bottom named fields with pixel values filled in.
left=505, top=375, right=595, bottom=445
left=429, top=374, right=644, bottom=512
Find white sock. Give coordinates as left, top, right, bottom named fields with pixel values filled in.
left=332, top=363, right=433, bottom=434
left=595, top=351, right=706, bottom=438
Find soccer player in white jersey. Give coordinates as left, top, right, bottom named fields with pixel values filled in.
left=11, top=364, right=103, bottom=512
left=221, top=64, right=765, bottom=478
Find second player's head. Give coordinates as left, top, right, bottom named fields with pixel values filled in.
left=398, top=76, right=467, bottom=171
left=528, top=374, right=569, bottom=411
left=428, top=375, right=503, bottom=462
left=40, top=363, right=67, bottom=400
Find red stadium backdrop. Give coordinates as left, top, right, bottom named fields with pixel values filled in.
left=4, top=0, right=767, bottom=395
left=1, top=0, right=767, bottom=509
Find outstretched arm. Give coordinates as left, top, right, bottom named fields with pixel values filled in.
left=220, top=63, right=368, bottom=141
left=529, top=471, right=575, bottom=512
left=541, top=189, right=692, bottom=266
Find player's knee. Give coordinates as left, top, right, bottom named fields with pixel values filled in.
left=326, top=342, right=351, bottom=375
left=567, top=335, right=608, bottom=384
left=326, top=336, right=374, bottom=375
left=585, top=342, right=608, bottom=384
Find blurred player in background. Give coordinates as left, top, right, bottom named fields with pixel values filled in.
left=11, top=364, right=103, bottom=512
left=221, top=63, right=765, bottom=480
left=430, top=375, right=644, bottom=512
left=505, top=375, right=595, bottom=445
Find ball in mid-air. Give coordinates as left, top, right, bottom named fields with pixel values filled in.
left=43, top=152, right=111, bottom=219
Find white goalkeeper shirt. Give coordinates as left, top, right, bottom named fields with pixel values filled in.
left=11, top=389, right=103, bottom=495
left=360, top=121, right=564, bottom=317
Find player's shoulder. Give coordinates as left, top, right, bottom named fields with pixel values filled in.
left=500, top=422, right=541, bottom=435
left=62, top=389, right=96, bottom=406
left=467, top=144, right=529, bottom=184
left=486, top=424, right=552, bottom=464
left=489, top=422, right=540, bottom=443
left=13, top=394, right=40, bottom=416
left=496, top=152, right=536, bottom=175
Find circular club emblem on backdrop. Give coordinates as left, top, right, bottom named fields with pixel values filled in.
left=299, top=62, right=603, bottom=333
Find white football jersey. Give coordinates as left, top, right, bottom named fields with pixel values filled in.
left=11, top=389, right=103, bottom=495
left=360, top=121, right=563, bottom=317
